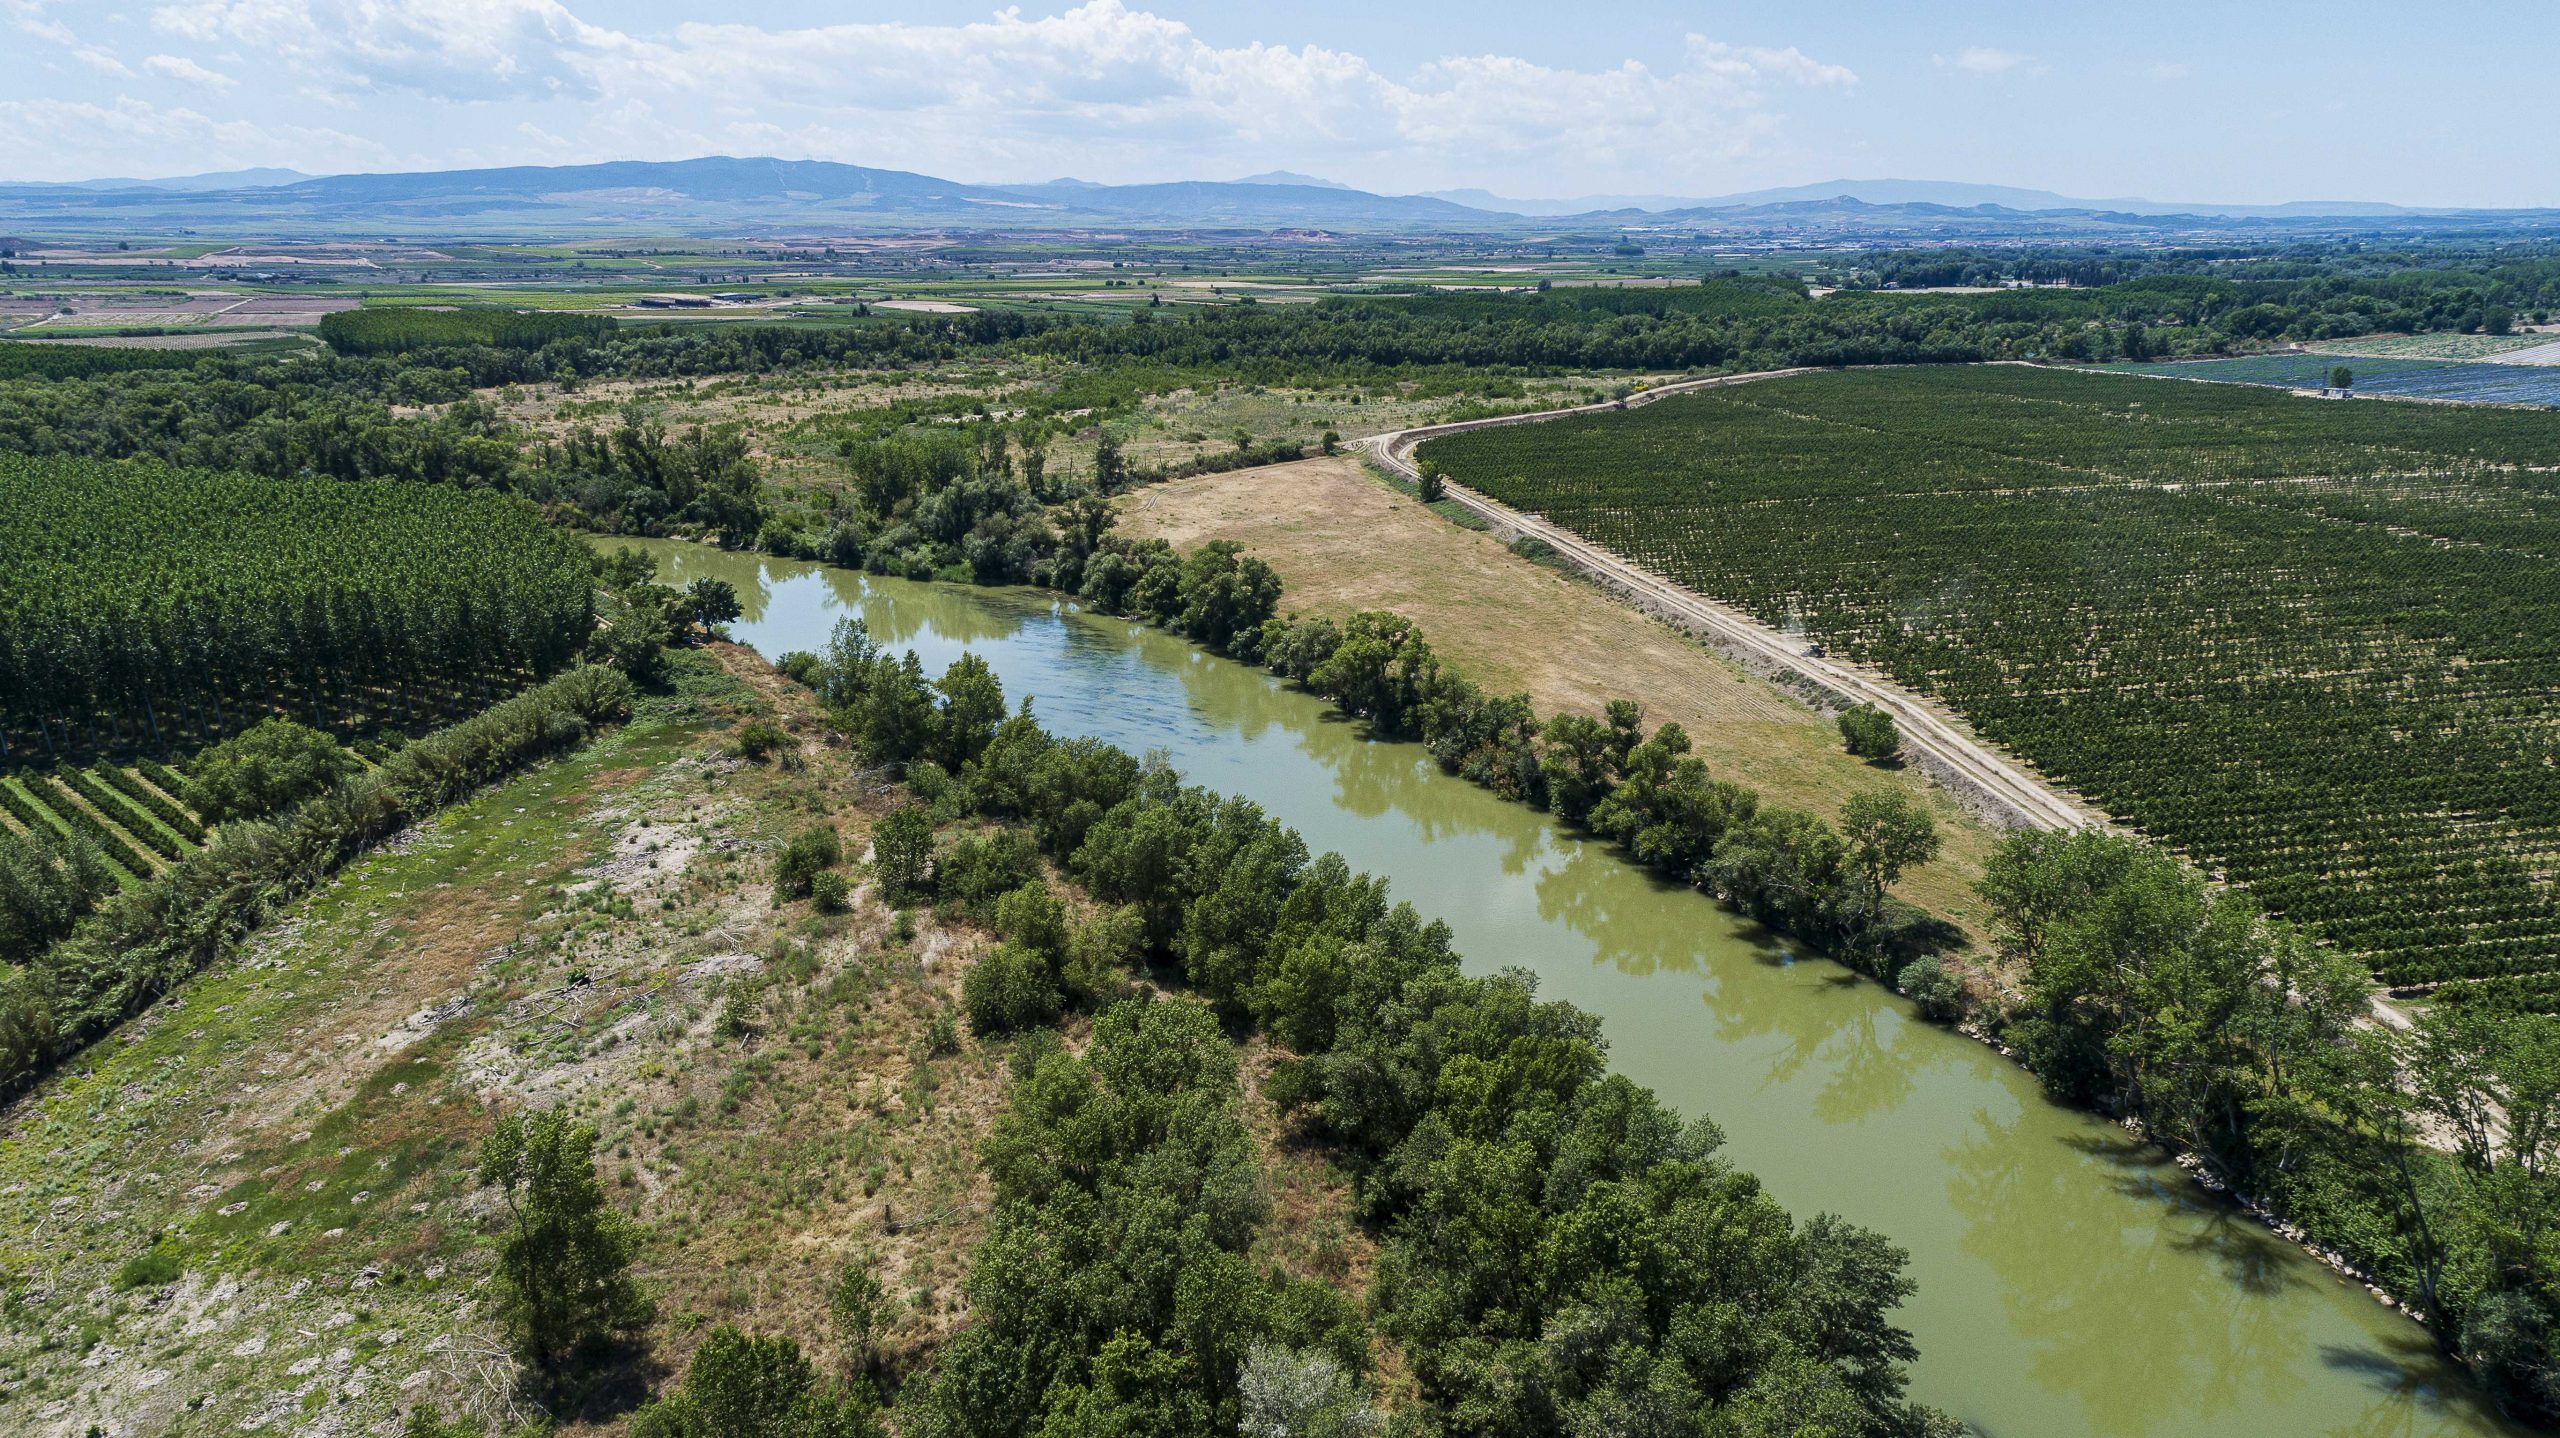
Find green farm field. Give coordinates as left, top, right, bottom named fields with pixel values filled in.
left=1422, top=365, right=2560, bottom=1005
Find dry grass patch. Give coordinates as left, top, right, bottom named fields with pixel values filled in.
left=1120, top=455, right=2000, bottom=932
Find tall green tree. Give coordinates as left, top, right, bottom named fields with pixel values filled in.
left=479, top=1108, right=652, bottom=1371
left=1840, top=790, right=1940, bottom=903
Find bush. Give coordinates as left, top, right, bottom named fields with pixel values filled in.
left=1062, top=905, right=1147, bottom=1002
left=0, top=826, right=113, bottom=965
left=1837, top=704, right=1902, bottom=760
left=1415, top=459, right=1446, bottom=503
left=935, top=828, right=1041, bottom=913
left=115, top=1242, right=182, bottom=1290
left=810, top=870, right=852, bottom=913
left=962, top=942, right=1060, bottom=1035
left=599, top=603, right=674, bottom=685
left=829, top=1257, right=887, bottom=1365
left=1896, top=955, right=1965, bottom=1022
left=732, top=720, right=789, bottom=762
left=629, top=1325, right=879, bottom=1438
left=772, top=825, right=842, bottom=901
left=186, top=719, right=357, bottom=825
left=872, top=806, right=934, bottom=898
left=991, top=882, right=1069, bottom=962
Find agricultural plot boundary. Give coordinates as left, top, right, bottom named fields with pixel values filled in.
left=1364, top=371, right=2096, bottom=833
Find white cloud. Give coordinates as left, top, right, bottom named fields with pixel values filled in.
left=128, top=0, right=1855, bottom=189
left=0, top=94, right=388, bottom=174
left=2150, top=61, right=2194, bottom=81
left=152, top=0, right=627, bottom=100
left=7, top=1, right=135, bottom=78
left=1934, top=47, right=2036, bottom=76
left=6, top=0, right=77, bottom=46
left=144, top=52, right=235, bottom=87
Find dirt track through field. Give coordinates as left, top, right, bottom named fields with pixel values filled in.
left=1363, top=371, right=2097, bottom=833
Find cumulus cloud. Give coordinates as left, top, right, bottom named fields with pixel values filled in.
left=125, top=0, right=1855, bottom=188
left=1934, top=47, right=2037, bottom=76
left=152, top=0, right=628, bottom=100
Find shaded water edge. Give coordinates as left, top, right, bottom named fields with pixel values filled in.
left=613, top=536, right=2527, bottom=1438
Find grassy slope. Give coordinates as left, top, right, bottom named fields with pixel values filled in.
left=0, top=647, right=1375, bottom=1436
left=1119, top=454, right=2001, bottom=934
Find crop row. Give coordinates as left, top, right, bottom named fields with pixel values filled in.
left=0, top=455, right=595, bottom=766
left=1424, top=365, right=2560, bottom=1002
left=0, top=760, right=214, bottom=885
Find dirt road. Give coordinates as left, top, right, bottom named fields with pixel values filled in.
left=1362, top=372, right=2096, bottom=833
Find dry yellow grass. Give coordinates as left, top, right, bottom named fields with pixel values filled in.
left=1120, top=455, right=2001, bottom=933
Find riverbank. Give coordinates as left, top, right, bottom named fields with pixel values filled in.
left=619, top=541, right=2522, bottom=1437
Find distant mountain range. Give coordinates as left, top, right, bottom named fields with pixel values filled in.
left=0, top=156, right=2545, bottom=239
left=15, top=167, right=314, bottom=194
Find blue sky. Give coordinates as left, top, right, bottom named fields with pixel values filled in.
left=1, top=0, right=2547, bottom=204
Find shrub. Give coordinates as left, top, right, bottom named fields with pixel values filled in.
left=186, top=719, right=357, bottom=825
left=828, top=1256, right=887, bottom=1367
left=115, top=1242, right=182, bottom=1290
left=772, top=825, right=842, bottom=901
left=872, top=806, right=934, bottom=898
left=1837, top=704, right=1902, bottom=760
left=599, top=603, right=674, bottom=685
left=1896, top=955, right=1966, bottom=1022
left=810, top=870, right=852, bottom=913
left=0, top=826, right=113, bottom=964
left=732, top=721, right=790, bottom=762
left=922, top=1007, right=961, bottom=1057
left=628, top=1325, right=879, bottom=1438
left=962, top=942, right=1060, bottom=1035
left=935, top=828, right=1041, bottom=913
left=992, top=882, right=1069, bottom=962
left=1062, top=905, right=1147, bottom=1002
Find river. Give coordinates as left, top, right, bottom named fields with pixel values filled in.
left=617, top=537, right=2522, bottom=1438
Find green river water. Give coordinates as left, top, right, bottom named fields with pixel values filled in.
left=620, top=538, right=2521, bottom=1438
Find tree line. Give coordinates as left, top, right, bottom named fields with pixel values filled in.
left=0, top=664, right=635, bottom=1091
left=790, top=623, right=1961, bottom=1436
